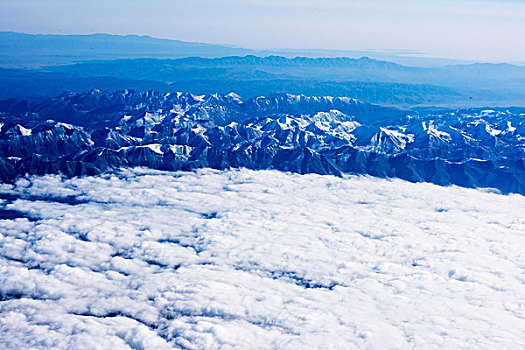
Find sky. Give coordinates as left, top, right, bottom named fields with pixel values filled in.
left=1, top=0, right=525, bottom=62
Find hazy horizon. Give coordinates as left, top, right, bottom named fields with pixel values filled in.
left=2, top=0, right=525, bottom=63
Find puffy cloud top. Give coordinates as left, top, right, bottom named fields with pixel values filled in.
left=1, top=168, right=524, bottom=349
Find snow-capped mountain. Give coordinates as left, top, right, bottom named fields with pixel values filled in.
left=0, top=90, right=524, bottom=194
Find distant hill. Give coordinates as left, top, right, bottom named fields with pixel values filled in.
left=1, top=32, right=525, bottom=107
left=0, top=31, right=472, bottom=68
left=47, top=56, right=525, bottom=90
left=0, top=67, right=465, bottom=106
left=0, top=32, right=255, bottom=67
left=42, top=56, right=525, bottom=107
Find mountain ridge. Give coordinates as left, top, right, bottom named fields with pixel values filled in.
left=2, top=31, right=525, bottom=107
left=3, top=31, right=522, bottom=68
left=0, top=31, right=475, bottom=68
left=0, top=90, right=524, bottom=194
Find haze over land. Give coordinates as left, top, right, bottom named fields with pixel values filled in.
left=2, top=0, right=525, bottom=63
left=2, top=32, right=525, bottom=108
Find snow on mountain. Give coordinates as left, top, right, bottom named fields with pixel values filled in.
left=0, top=90, right=524, bottom=194
left=0, top=168, right=524, bottom=349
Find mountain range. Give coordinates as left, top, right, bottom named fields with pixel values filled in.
left=0, top=31, right=468, bottom=68
left=1, top=89, right=524, bottom=194
left=2, top=32, right=525, bottom=108
left=0, top=32, right=254, bottom=68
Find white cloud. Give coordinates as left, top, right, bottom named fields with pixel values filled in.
left=1, top=168, right=524, bottom=349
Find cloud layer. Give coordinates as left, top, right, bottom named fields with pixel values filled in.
left=1, top=168, right=524, bottom=349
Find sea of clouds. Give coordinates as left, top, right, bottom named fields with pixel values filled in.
left=0, top=168, right=524, bottom=349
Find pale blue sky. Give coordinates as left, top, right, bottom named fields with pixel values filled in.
left=1, top=0, right=525, bottom=62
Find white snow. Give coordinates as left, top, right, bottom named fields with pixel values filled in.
left=0, top=168, right=524, bottom=349
left=191, top=94, right=205, bottom=102
left=145, top=144, right=164, bottom=155
left=18, top=125, right=32, bottom=136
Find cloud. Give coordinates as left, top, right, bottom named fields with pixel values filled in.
left=1, top=168, right=524, bottom=348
